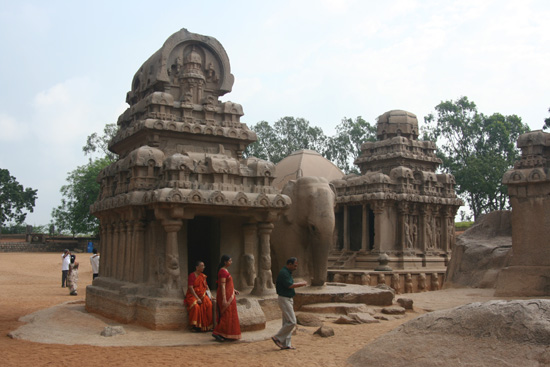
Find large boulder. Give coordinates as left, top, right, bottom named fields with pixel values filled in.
left=348, top=299, right=550, bottom=367
left=445, top=211, right=512, bottom=288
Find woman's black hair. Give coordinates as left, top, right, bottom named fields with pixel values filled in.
left=194, top=260, right=204, bottom=268
left=217, top=254, right=231, bottom=271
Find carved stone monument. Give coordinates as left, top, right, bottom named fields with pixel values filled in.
left=85, top=29, right=290, bottom=329
left=496, top=130, right=550, bottom=296
left=330, top=110, right=463, bottom=274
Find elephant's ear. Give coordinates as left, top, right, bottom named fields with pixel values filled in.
left=329, top=183, right=337, bottom=206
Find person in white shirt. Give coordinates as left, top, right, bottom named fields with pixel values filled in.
left=61, top=249, right=71, bottom=287
left=90, top=248, right=100, bottom=280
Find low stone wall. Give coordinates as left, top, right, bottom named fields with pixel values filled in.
left=328, top=270, right=445, bottom=294
left=0, top=239, right=98, bottom=253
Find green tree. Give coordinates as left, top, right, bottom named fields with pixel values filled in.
left=51, top=157, right=111, bottom=236
left=245, top=117, right=327, bottom=164
left=0, top=169, right=38, bottom=232
left=324, top=116, right=377, bottom=174
left=82, top=123, right=118, bottom=160
left=52, top=125, right=118, bottom=236
left=423, top=96, right=530, bottom=219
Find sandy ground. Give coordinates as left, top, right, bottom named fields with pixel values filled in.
left=0, top=253, right=514, bottom=367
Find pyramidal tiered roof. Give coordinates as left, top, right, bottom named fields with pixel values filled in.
left=91, top=29, right=290, bottom=216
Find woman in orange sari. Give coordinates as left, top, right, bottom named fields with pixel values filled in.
left=184, top=261, right=213, bottom=332
left=212, top=254, right=241, bottom=341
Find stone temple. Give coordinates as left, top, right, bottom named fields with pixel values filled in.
left=329, top=110, right=463, bottom=291
left=86, top=28, right=291, bottom=329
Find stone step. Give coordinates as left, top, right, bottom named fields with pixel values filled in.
left=300, top=302, right=369, bottom=314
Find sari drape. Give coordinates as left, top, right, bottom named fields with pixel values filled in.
left=212, top=268, right=241, bottom=340
left=184, top=272, right=213, bottom=331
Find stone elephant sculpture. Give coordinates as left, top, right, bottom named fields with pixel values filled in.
left=270, top=176, right=336, bottom=286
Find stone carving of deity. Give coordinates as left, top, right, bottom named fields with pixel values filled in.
left=404, top=273, right=413, bottom=293
left=391, top=273, right=401, bottom=294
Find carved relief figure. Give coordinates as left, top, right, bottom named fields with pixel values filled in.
left=447, top=217, right=455, bottom=249
left=377, top=273, right=386, bottom=285
left=404, top=215, right=413, bottom=249
left=430, top=273, right=440, bottom=291
left=271, top=177, right=336, bottom=286
left=164, top=254, right=180, bottom=290
left=425, top=215, right=434, bottom=249
left=411, top=216, right=418, bottom=248
left=361, top=273, right=371, bottom=286
left=391, top=273, right=401, bottom=294
left=333, top=273, right=345, bottom=283
left=242, top=253, right=255, bottom=287
left=418, top=273, right=427, bottom=292
left=404, top=273, right=413, bottom=293
left=346, top=273, right=355, bottom=284
left=254, top=254, right=274, bottom=292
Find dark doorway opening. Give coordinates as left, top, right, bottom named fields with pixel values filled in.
left=187, top=216, right=220, bottom=289
left=349, top=205, right=363, bottom=251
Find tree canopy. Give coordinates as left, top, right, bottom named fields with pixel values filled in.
left=245, top=116, right=376, bottom=174
left=52, top=125, right=118, bottom=236
left=423, top=96, right=530, bottom=220
left=51, top=157, right=112, bottom=236
left=0, top=168, right=38, bottom=228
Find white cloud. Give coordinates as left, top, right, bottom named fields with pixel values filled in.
left=0, top=113, right=28, bottom=141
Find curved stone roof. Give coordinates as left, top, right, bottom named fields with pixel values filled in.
left=377, top=110, right=419, bottom=140
left=273, top=149, right=344, bottom=190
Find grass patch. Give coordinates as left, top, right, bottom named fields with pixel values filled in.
left=455, top=221, right=474, bottom=230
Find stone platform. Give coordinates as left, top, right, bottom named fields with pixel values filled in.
left=86, top=282, right=394, bottom=330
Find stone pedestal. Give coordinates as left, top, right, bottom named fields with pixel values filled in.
left=495, top=130, right=550, bottom=296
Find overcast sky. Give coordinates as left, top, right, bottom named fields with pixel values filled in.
left=1, top=0, right=549, bottom=226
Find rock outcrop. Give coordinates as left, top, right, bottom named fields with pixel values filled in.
left=348, top=299, right=550, bottom=367
left=445, top=210, right=512, bottom=288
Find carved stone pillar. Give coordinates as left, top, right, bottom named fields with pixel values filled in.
left=117, top=220, right=127, bottom=280
left=99, top=222, right=109, bottom=277
left=111, top=221, right=120, bottom=280
left=397, top=202, right=408, bottom=253
left=252, top=222, right=275, bottom=296
left=343, top=205, right=350, bottom=251
left=372, top=201, right=385, bottom=253
left=162, top=220, right=182, bottom=291
left=132, top=220, right=146, bottom=283
left=419, top=207, right=428, bottom=253
left=123, top=219, right=133, bottom=281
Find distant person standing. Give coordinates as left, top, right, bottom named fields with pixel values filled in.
left=90, top=248, right=100, bottom=280
left=61, top=249, right=71, bottom=287
left=271, top=257, right=307, bottom=350
left=67, top=255, right=79, bottom=296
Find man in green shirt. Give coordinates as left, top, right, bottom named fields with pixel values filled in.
left=271, top=257, right=307, bottom=350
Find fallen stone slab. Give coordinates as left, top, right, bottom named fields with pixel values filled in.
left=300, top=302, right=369, bottom=315
left=381, top=306, right=406, bottom=315
left=294, top=283, right=393, bottom=310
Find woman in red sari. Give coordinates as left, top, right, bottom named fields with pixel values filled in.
left=212, top=254, right=241, bottom=341
left=184, top=261, right=213, bottom=332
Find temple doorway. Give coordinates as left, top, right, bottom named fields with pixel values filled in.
left=187, top=216, right=220, bottom=289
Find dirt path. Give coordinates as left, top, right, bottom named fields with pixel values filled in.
left=0, top=253, right=510, bottom=367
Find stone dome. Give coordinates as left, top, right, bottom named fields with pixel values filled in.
left=376, top=110, right=419, bottom=140
left=273, top=149, right=344, bottom=190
